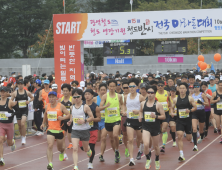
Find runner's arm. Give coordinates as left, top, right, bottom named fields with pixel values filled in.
left=93, top=106, right=101, bottom=122
left=85, top=105, right=94, bottom=123
left=156, top=102, right=166, bottom=120
left=210, top=92, right=219, bottom=104
left=170, top=98, right=177, bottom=116
left=139, top=102, right=144, bottom=122
left=121, top=95, right=127, bottom=116
left=189, top=96, right=197, bottom=112
left=27, top=91, right=34, bottom=102
left=38, top=90, right=42, bottom=101
left=10, top=91, right=16, bottom=101
left=201, top=93, right=209, bottom=106
left=59, top=104, right=70, bottom=120
left=99, top=94, right=109, bottom=110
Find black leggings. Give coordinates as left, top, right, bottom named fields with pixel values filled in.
left=34, top=110, right=43, bottom=132
left=81, top=143, right=95, bottom=163
left=205, top=111, right=211, bottom=131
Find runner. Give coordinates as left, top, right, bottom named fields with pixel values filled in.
left=39, top=79, right=52, bottom=112
left=121, top=80, right=130, bottom=158
left=93, top=83, right=112, bottom=162
left=58, top=83, right=73, bottom=161
left=171, top=82, right=196, bottom=161
left=81, top=89, right=101, bottom=169
left=100, top=80, right=124, bottom=163
left=169, top=86, right=177, bottom=147
left=155, top=80, right=170, bottom=153
left=40, top=91, right=70, bottom=170
left=122, top=78, right=145, bottom=166
left=67, top=88, right=94, bottom=170
left=208, top=75, right=218, bottom=133
left=201, top=81, right=212, bottom=137
left=10, top=80, right=34, bottom=145
left=139, top=85, right=165, bottom=170
left=191, top=82, right=208, bottom=150
left=0, top=86, right=18, bottom=166
left=210, top=80, right=222, bottom=143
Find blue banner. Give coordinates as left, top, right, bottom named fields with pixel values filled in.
left=107, top=58, right=132, bottom=64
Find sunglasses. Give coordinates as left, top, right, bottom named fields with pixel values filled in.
left=158, top=85, right=164, bottom=87
left=123, top=87, right=129, bottom=89
left=117, top=84, right=121, bottom=86
left=147, top=91, right=155, bottom=94
left=73, top=95, right=81, bottom=99
left=194, top=86, right=200, bottom=88
left=129, top=85, right=136, bottom=88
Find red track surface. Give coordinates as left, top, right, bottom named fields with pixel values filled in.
left=1, top=126, right=221, bottom=170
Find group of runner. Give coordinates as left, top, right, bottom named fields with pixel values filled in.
left=0, top=70, right=221, bottom=170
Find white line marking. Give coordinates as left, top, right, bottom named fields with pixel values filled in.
left=4, top=142, right=47, bottom=156
left=175, top=136, right=220, bottom=170
left=116, top=139, right=174, bottom=170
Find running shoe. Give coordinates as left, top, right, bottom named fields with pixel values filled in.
left=59, top=153, right=64, bottom=161
left=88, top=163, right=93, bottom=169
left=193, top=145, right=198, bottom=152
left=0, top=158, right=5, bottom=166
left=125, top=148, right=129, bottom=158
left=99, top=155, right=105, bottom=162
left=136, top=151, right=143, bottom=160
left=145, top=159, right=151, bottom=169
left=197, top=138, right=203, bottom=144
left=73, top=166, right=79, bottom=170
left=204, top=130, right=208, bottom=138
left=214, top=128, right=218, bottom=133
left=172, top=142, right=177, bottom=147
left=63, top=154, right=68, bottom=161
left=87, top=149, right=92, bottom=158
left=160, top=146, right=165, bottom=153
left=178, top=155, right=185, bottom=162
left=220, top=138, right=222, bottom=144
left=37, top=132, right=44, bottom=136
left=129, top=159, right=135, bottom=166
left=47, top=163, right=53, bottom=170
left=67, top=143, right=73, bottom=149
left=115, top=151, right=120, bottom=163
left=155, top=160, right=161, bottom=170
left=21, top=136, right=26, bottom=145
left=34, top=131, right=40, bottom=136
left=11, top=139, right=16, bottom=152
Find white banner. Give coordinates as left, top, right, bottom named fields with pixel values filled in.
left=54, top=9, right=222, bottom=41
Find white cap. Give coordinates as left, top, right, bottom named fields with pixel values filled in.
left=91, top=72, right=95, bottom=74
left=204, top=77, right=209, bottom=81
left=80, top=81, right=85, bottom=87
left=137, top=71, right=140, bottom=74
left=1, top=77, right=6, bottom=81
left=99, top=72, right=103, bottom=75
left=135, top=75, right=140, bottom=78
left=142, top=74, right=147, bottom=78
left=52, top=84, right=58, bottom=89
left=195, top=75, right=201, bottom=80
left=78, top=87, right=83, bottom=90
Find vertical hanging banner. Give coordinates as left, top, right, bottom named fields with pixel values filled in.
left=54, top=41, right=84, bottom=93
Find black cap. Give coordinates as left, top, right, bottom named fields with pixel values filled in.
left=11, top=72, right=15, bottom=75
left=17, top=80, right=24, bottom=84
left=170, top=86, right=177, bottom=91
left=84, top=89, right=94, bottom=95
left=140, top=83, right=147, bottom=89
left=0, top=86, right=8, bottom=92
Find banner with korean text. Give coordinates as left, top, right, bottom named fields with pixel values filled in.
left=54, top=41, right=84, bottom=93
left=53, top=9, right=222, bottom=41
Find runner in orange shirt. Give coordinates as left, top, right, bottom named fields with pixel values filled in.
left=39, top=80, right=52, bottom=111
left=40, top=91, right=70, bottom=170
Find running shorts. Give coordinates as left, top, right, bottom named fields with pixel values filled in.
left=105, top=121, right=121, bottom=132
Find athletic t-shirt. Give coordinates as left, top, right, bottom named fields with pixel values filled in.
left=156, top=90, right=169, bottom=112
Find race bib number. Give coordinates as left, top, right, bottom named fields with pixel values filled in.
left=144, top=112, right=155, bottom=122
left=18, top=100, right=26, bottom=108
left=217, top=102, right=222, bottom=110
left=129, top=111, right=139, bottom=119
left=195, top=99, right=202, bottom=109
left=107, top=107, right=118, bottom=117
left=89, top=121, right=94, bottom=127
left=73, top=117, right=84, bottom=126
left=100, top=110, right=105, bottom=120
left=161, top=102, right=168, bottom=111
left=0, top=112, right=8, bottom=120
left=47, top=111, right=57, bottom=121
left=179, top=109, right=189, bottom=118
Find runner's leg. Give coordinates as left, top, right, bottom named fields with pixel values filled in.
left=72, top=138, right=80, bottom=167
left=47, top=135, right=55, bottom=163
left=101, top=128, right=108, bottom=155
left=126, top=126, right=134, bottom=159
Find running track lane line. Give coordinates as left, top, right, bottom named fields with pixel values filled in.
left=4, top=141, right=47, bottom=156
left=4, top=151, right=60, bottom=170
left=4, top=138, right=131, bottom=170
left=175, top=135, right=220, bottom=170
left=116, top=139, right=174, bottom=170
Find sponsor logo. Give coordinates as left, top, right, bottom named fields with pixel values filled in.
left=128, top=19, right=140, bottom=24
left=111, top=19, right=118, bottom=26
